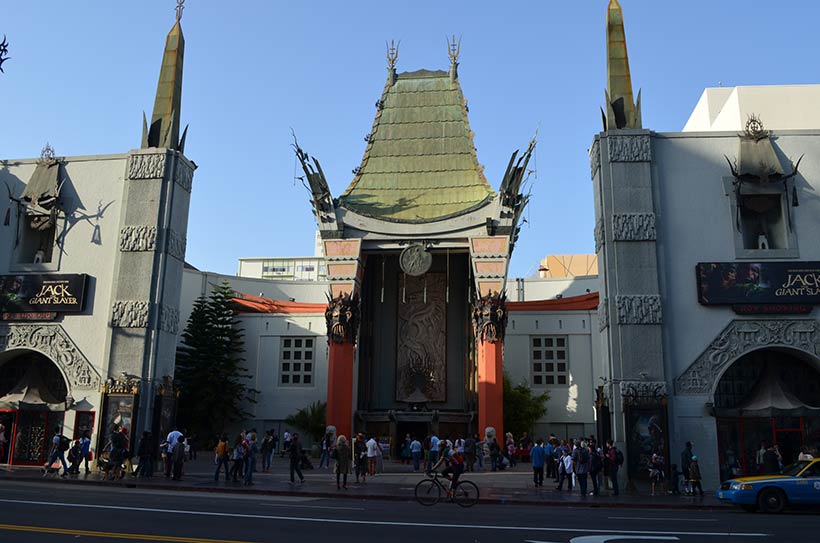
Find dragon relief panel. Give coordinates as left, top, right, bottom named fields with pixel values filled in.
left=396, top=273, right=446, bottom=403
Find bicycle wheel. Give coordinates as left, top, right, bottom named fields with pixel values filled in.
left=414, top=478, right=441, bottom=506
left=453, top=480, right=479, bottom=507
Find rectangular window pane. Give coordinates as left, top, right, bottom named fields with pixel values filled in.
left=533, top=351, right=542, bottom=360
left=283, top=351, right=291, bottom=360
left=283, top=339, right=291, bottom=348
left=557, top=350, right=566, bottom=360
left=532, top=338, right=541, bottom=347
left=293, top=375, right=301, bottom=384
left=304, top=375, right=312, bottom=384
left=546, top=376, right=555, bottom=384
left=545, top=351, right=554, bottom=360
left=294, top=351, right=302, bottom=360
left=304, top=363, right=312, bottom=372
left=557, top=338, right=565, bottom=347
left=533, top=375, right=542, bottom=385
left=557, top=375, right=567, bottom=385
left=293, top=363, right=301, bottom=372
left=295, top=339, right=302, bottom=348
left=546, top=363, right=554, bottom=372
left=533, top=363, right=542, bottom=373
left=545, top=338, right=553, bottom=347
left=557, top=363, right=566, bottom=372
left=305, top=339, right=313, bottom=348
left=305, top=351, right=313, bottom=360
left=282, top=363, right=290, bottom=371
left=281, top=375, right=290, bottom=384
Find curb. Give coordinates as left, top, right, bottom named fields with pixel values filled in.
left=2, top=474, right=732, bottom=511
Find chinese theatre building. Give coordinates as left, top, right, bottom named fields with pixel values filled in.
left=593, top=0, right=820, bottom=489
left=0, top=10, right=194, bottom=465
left=293, top=40, right=533, bottom=441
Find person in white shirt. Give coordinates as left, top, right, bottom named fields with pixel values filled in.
left=366, top=436, right=379, bottom=476
left=455, top=438, right=465, bottom=454
left=556, top=449, right=574, bottom=492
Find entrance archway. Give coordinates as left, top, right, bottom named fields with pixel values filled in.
left=713, top=348, right=820, bottom=481
left=0, top=350, right=69, bottom=465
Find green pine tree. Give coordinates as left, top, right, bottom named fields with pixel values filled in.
left=503, top=371, right=549, bottom=439
left=175, top=282, right=258, bottom=441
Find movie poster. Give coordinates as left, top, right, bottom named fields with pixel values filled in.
left=696, top=262, right=820, bottom=305
left=625, top=407, right=668, bottom=479
left=0, top=274, right=88, bottom=313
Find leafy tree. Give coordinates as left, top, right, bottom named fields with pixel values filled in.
left=503, top=371, right=549, bottom=439
left=175, top=281, right=258, bottom=442
left=285, top=401, right=327, bottom=443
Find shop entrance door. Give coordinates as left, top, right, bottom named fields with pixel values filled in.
left=10, top=410, right=64, bottom=465
left=0, top=410, right=16, bottom=463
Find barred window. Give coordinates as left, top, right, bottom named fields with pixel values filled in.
left=280, top=337, right=314, bottom=386
left=531, top=336, right=568, bottom=386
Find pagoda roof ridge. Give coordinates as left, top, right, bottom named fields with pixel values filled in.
left=339, top=64, right=494, bottom=223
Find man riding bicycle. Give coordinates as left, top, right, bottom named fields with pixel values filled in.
left=429, top=440, right=465, bottom=493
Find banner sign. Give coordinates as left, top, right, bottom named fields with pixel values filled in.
left=1, top=311, right=58, bottom=321
left=697, top=262, right=820, bottom=305
left=0, top=274, right=88, bottom=313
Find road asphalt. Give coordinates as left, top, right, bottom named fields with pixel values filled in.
left=0, top=478, right=817, bottom=543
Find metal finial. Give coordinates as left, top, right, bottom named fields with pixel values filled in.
left=0, top=35, right=10, bottom=74
left=175, top=0, right=185, bottom=22
left=447, top=34, right=461, bottom=63
left=40, top=143, right=56, bottom=161
left=386, top=39, right=400, bottom=70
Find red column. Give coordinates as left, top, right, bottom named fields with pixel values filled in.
left=477, top=339, right=503, bottom=438
left=326, top=341, right=355, bottom=439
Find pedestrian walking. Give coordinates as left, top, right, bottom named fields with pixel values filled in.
left=607, top=440, right=623, bottom=496
left=589, top=445, right=603, bottom=496
left=410, top=436, right=422, bottom=472
left=475, top=434, right=485, bottom=471
left=261, top=431, right=274, bottom=472
left=334, top=435, right=351, bottom=489
left=281, top=429, right=291, bottom=458
left=400, top=433, right=412, bottom=465
left=289, top=433, right=305, bottom=484
left=164, top=427, right=182, bottom=477
left=427, top=434, right=439, bottom=471
left=354, top=433, right=367, bottom=483
left=244, top=432, right=259, bottom=486
left=136, top=431, right=154, bottom=478
left=681, top=441, right=694, bottom=494
left=78, top=431, right=92, bottom=474
left=171, top=435, right=186, bottom=481
left=214, top=434, right=230, bottom=482
left=650, top=449, right=665, bottom=496
left=556, top=448, right=573, bottom=492
left=318, top=432, right=332, bottom=469
left=530, top=439, right=546, bottom=487
left=230, top=434, right=246, bottom=482
left=366, top=435, right=379, bottom=476
left=67, top=439, right=82, bottom=474
left=572, top=440, right=590, bottom=496
left=544, top=439, right=555, bottom=479
left=689, top=455, right=704, bottom=496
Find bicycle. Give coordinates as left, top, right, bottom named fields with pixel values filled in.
left=414, top=470, right=479, bottom=507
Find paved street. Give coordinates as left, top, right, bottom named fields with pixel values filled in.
left=0, top=478, right=816, bottom=543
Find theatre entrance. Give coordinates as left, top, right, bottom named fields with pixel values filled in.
left=713, top=348, right=820, bottom=481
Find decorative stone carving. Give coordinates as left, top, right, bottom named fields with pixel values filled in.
left=400, top=243, right=433, bottom=276
left=615, top=295, right=662, bottom=324
left=128, top=153, right=166, bottom=180
left=0, top=324, right=101, bottom=390
left=119, top=225, right=157, bottom=252
left=101, top=373, right=141, bottom=395
left=594, top=217, right=605, bottom=252
left=166, top=229, right=186, bottom=260
left=589, top=139, right=601, bottom=179
left=472, top=291, right=508, bottom=343
left=613, top=213, right=656, bottom=241
left=111, top=300, right=151, bottom=328
left=598, top=298, right=609, bottom=331
left=607, top=134, right=651, bottom=162
left=676, top=319, right=820, bottom=395
left=174, top=161, right=194, bottom=192
left=620, top=380, right=668, bottom=406
left=159, top=305, right=179, bottom=335
left=397, top=274, right=446, bottom=402
left=325, top=293, right=360, bottom=344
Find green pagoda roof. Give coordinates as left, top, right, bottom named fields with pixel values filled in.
left=339, top=68, right=494, bottom=223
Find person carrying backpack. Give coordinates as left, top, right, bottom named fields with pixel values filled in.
left=214, top=434, right=230, bottom=482
left=44, top=427, right=70, bottom=477
left=430, top=440, right=465, bottom=494
left=572, top=440, right=590, bottom=495
left=607, top=439, right=623, bottom=496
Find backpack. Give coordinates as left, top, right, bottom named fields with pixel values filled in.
left=579, top=448, right=590, bottom=464
left=59, top=435, right=71, bottom=451
left=615, top=449, right=624, bottom=466
left=590, top=451, right=602, bottom=471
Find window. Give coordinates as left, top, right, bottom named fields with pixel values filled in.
left=724, top=177, right=799, bottom=259
left=531, top=336, right=568, bottom=386
left=280, top=337, right=315, bottom=386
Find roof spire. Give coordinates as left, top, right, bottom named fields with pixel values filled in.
left=143, top=1, right=186, bottom=150
left=386, top=39, right=399, bottom=86
left=603, top=0, right=641, bottom=130
left=448, top=35, right=461, bottom=82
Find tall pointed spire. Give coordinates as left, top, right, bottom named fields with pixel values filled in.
left=144, top=1, right=185, bottom=149
left=604, top=0, right=641, bottom=130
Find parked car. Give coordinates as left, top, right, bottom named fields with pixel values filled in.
left=716, top=459, right=820, bottom=513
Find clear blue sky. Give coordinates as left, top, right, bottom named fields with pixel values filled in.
left=2, top=1, right=818, bottom=278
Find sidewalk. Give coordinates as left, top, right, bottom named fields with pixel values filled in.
left=0, top=456, right=729, bottom=510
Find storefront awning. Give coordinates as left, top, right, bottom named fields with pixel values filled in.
left=715, top=362, right=820, bottom=417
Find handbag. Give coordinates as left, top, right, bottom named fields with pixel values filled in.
left=330, top=448, right=338, bottom=460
